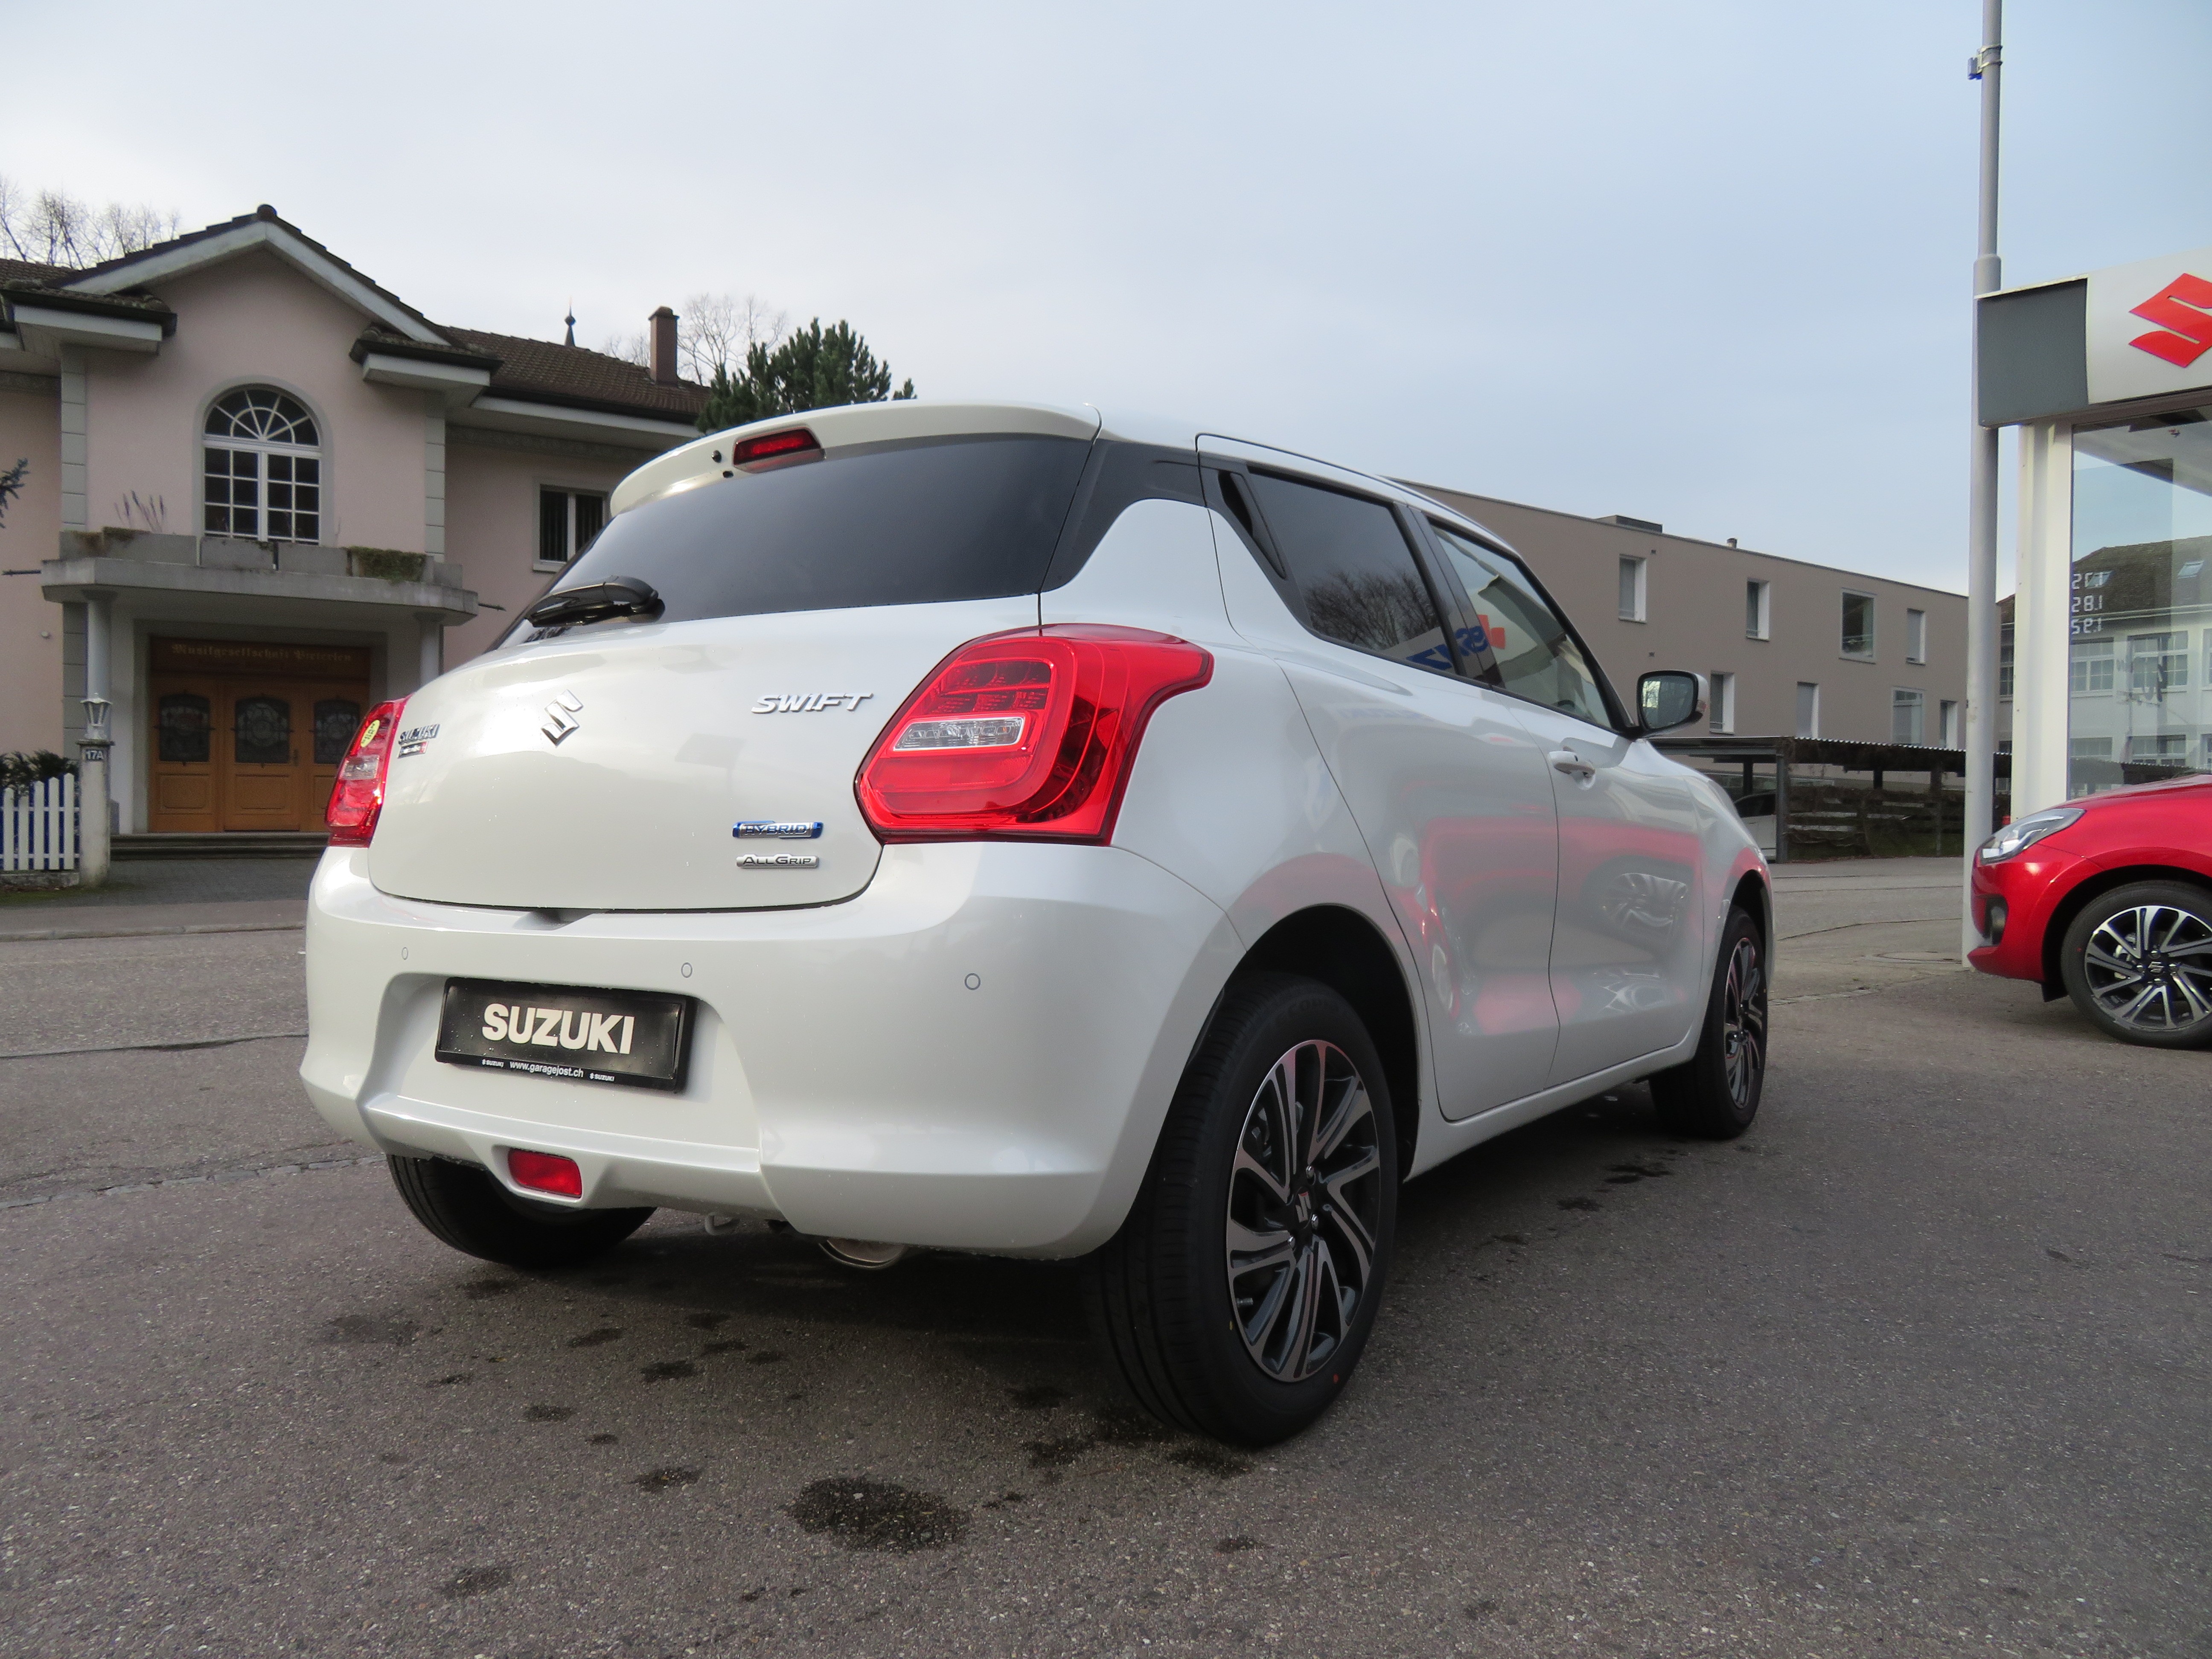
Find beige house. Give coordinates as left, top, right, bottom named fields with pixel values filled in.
left=1410, top=485, right=1967, bottom=750
left=0, top=206, right=704, bottom=833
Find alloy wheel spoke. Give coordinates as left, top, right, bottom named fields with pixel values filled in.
left=1281, top=1243, right=1324, bottom=1380
left=1225, top=1218, right=1296, bottom=1275
left=1319, top=1187, right=1376, bottom=1284
left=1313, top=1074, right=1371, bottom=1163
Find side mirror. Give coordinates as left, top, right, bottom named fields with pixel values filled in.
left=1636, top=670, right=1706, bottom=734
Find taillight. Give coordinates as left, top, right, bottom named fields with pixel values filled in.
left=325, top=699, right=406, bottom=847
left=856, top=625, right=1212, bottom=843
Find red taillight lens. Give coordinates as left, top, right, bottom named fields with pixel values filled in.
left=507, top=1148, right=582, bottom=1199
left=856, top=625, right=1212, bottom=843
left=324, top=698, right=406, bottom=848
left=729, top=426, right=820, bottom=469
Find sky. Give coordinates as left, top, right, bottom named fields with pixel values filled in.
left=5, top=0, right=2207, bottom=593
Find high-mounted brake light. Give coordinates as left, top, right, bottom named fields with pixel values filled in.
left=324, top=698, right=407, bottom=847
left=729, top=427, right=821, bottom=469
left=856, top=626, right=1212, bottom=843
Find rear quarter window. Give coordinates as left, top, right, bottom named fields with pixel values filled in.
left=544, top=434, right=1094, bottom=625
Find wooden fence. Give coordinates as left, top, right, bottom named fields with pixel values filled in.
left=0, top=774, right=77, bottom=872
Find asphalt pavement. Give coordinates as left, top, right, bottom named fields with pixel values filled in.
left=0, top=861, right=2205, bottom=1658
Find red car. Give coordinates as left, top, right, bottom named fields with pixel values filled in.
left=1969, top=774, right=2212, bottom=1047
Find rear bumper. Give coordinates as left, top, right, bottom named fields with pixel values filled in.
left=301, top=841, right=1239, bottom=1256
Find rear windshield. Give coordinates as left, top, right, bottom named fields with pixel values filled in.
left=541, top=434, right=1092, bottom=625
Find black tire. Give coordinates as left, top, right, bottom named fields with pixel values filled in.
left=388, top=1155, right=654, bottom=1269
left=1649, top=905, right=1767, bottom=1139
left=2058, top=880, right=2212, bottom=1050
left=1085, top=972, right=1398, bottom=1446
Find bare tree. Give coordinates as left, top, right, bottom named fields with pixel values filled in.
left=0, top=178, right=182, bottom=269
left=600, top=331, right=648, bottom=367
left=679, top=292, right=787, bottom=383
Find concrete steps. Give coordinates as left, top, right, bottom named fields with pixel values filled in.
left=112, top=832, right=327, bottom=861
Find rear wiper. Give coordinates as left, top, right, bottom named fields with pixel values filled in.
left=524, top=577, right=664, bottom=631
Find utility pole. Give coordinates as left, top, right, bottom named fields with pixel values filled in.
left=1963, top=0, right=2002, bottom=962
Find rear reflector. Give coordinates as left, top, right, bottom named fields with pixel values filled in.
left=729, top=426, right=821, bottom=469
left=324, top=699, right=406, bottom=848
left=856, top=625, right=1212, bottom=843
left=508, top=1149, right=582, bottom=1199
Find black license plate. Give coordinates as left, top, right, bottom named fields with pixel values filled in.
left=436, top=978, right=694, bottom=1091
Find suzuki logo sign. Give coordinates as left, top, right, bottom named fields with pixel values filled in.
left=2128, top=274, right=2212, bottom=370
left=2088, top=244, right=2212, bottom=405
left=541, top=691, right=582, bottom=745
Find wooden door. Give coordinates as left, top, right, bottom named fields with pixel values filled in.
left=303, top=685, right=368, bottom=828
left=223, top=687, right=303, bottom=830
left=149, top=679, right=221, bottom=832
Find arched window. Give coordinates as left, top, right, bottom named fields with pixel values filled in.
left=204, top=387, right=321, bottom=542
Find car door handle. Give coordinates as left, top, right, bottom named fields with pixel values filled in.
left=1548, top=749, right=1597, bottom=783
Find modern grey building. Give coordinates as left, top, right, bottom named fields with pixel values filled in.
left=1406, top=483, right=1966, bottom=748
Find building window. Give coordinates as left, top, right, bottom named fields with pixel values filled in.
left=204, top=387, right=321, bottom=542
left=1708, top=671, right=1735, bottom=733
left=1999, top=624, right=2015, bottom=698
left=1796, top=682, right=1819, bottom=739
left=1940, top=699, right=1960, bottom=748
left=2128, top=631, right=2188, bottom=700
left=1906, top=608, right=1927, bottom=664
left=1746, top=579, right=1770, bottom=640
left=1618, top=555, right=1647, bottom=622
left=538, top=488, right=608, bottom=568
left=2070, top=637, right=2115, bottom=694
left=1841, top=591, right=1875, bottom=658
left=1892, top=688, right=1926, bottom=746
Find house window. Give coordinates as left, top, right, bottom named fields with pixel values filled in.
left=1796, top=682, right=1819, bottom=739
left=203, top=387, right=321, bottom=542
left=1841, top=591, right=1875, bottom=658
left=1746, top=579, right=1770, bottom=640
left=2070, top=637, right=2115, bottom=694
left=1940, top=699, right=1960, bottom=748
left=1892, top=688, right=1925, bottom=746
left=1708, top=671, right=1735, bottom=733
left=1999, top=624, right=2015, bottom=698
left=538, top=488, right=608, bottom=567
left=2128, top=631, right=2188, bottom=700
left=1906, top=608, right=1927, bottom=664
left=1618, top=556, right=1647, bottom=622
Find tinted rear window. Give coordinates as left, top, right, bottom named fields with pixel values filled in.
left=546, top=435, right=1092, bottom=624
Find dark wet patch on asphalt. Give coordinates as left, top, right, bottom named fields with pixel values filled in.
left=634, top=1466, right=700, bottom=1492
left=789, top=1477, right=968, bottom=1551
left=683, top=1311, right=730, bottom=1330
left=1007, top=1382, right=1069, bottom=1410
left=745, top=1350, right=786, bottom=1365
left=566, top=1327, right=623, bottom=1348
left=1167, top=1445, right=1251, bottom=1479
left=1023, top=1435, right=1092, bottom=1470
left=323, top=1313, right=422, bottom=1347
left=1556, top=1196, right=1602, bottom=1212
left=640, top=1359, right=698, bottom=1382
left=522, top=1403, right=576, bottom=1421
left=428, top=1372, right=472, bottom=1387
left=442, top=1565, right=512, bottom=1599
left=588, top=1432, right=619, bottom=1445
left=701, top=1339, right=747, bottom=1357
left=979, top=1490, right=1028, bottom=1510
left=1214, top=1535, right=1258, bottom=1553
left=463, top=1277, right=522, bottom=1300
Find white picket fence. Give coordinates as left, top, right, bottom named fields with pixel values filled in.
left=0, top=774, right=78, bottom=872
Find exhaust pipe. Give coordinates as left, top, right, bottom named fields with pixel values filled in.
left=818, top=1237, right=909, bottom=1271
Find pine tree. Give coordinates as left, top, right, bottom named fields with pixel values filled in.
left=697, top=318, right=915, bottom=432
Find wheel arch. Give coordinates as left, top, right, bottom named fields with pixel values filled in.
left=2040, top=863, right=2212, bottom=990
left=1235, top=905, right=1422, bottom=1175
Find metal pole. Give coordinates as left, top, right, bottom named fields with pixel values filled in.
left=1962, top=0, right=2002, bottom=961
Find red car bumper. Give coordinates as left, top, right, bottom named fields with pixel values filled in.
left=1967, top=844, right=2092, bottom=984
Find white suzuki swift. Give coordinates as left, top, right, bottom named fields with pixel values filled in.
left=303, top=400, right=1769, bottom=1444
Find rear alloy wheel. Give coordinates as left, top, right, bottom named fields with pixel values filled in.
left=1649, top=905, right=1767, bottom=1139
left=2058, top=881, right=2212, bottom=1049
left=1087, top=973, right=1397, bottom=1445
left=388, top=1155, right=655, bottom=1269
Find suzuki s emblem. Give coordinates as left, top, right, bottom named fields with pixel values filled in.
left=541, top=691, right=582, bottom=745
